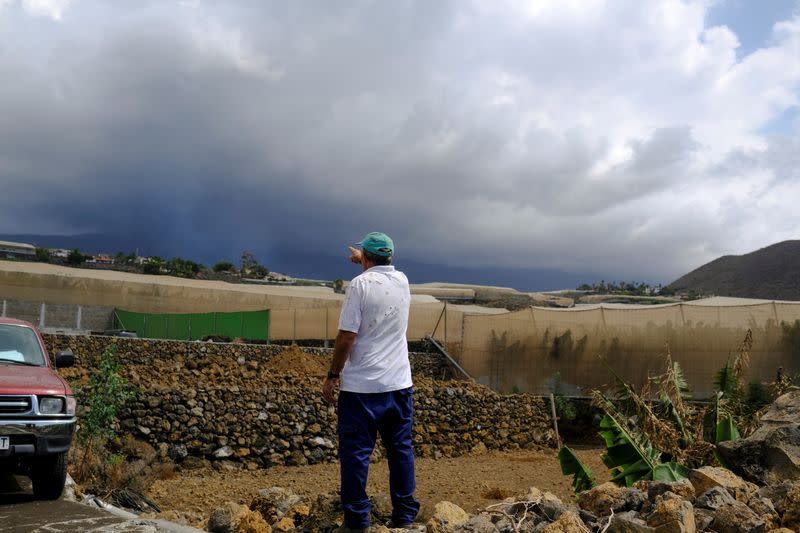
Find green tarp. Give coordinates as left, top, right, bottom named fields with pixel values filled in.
left=113, top=309, right=270, bottom=341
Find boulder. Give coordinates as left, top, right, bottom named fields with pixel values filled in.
left=304, top=491, right=343, bottom=533
left=250, top=487, right=305, bottom=523
left=538, top=493, right=572, bottom=522
left=370, top=493, right=394, bottom=523
left=747, top=497, right=779, bottom=531
left=427, top=501, right=471, bottom=533
left=693, top=509, right=714, bottom=532
left=689, top=467, right=756, bottom=502
left=634, top=480, right=695, bottom=503
left=779, top=483, right=800, bottom=531
left=454, top=514, right=498, bottom=533
left=539, top=511, right=586, bottom=533
left=609, top=510, right=656, bottom=533
left=757, top=481, right=798, bottom=515
left=717, top=389, right=800, bottom=485
left=694, top=487, right=735, bottom=510
left=209, top=502, right=272, bottom=533
left=710, top=501, right=765, bottom=533
left=577, top=482, right=646, bottom=517
left=717, top=426, right=800, bottom=486
left=645, top=497, right=695, bottom=533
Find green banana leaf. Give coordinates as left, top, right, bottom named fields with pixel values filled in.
left=597, top=409, right=659, bottom=486
left=595, top=395, right=689, bottom=486
left=558, top=446, right=597, bottom=493
left=653, top=462, right=691, bottom=482
left=715, top=415, right=741, bottom=443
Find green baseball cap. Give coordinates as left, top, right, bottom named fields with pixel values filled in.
left=357, top=232, right=394, bottom=257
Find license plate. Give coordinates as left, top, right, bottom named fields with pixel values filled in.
left=0, top=437, right=8, bottom=450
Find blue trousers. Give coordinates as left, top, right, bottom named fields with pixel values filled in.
left=337, top=387, right=420, bottom=528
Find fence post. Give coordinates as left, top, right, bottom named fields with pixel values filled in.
left=293, top=309, right=297, bottom=345
left=76, top=306, right=82, bottom=331
left=324, top=307, right=329, bottom=349
left=2, top=300, right=6, bottom=317
left=39, top=303, right=46, bottom=328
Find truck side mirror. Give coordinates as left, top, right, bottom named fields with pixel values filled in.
left=55, top=350, right=75, bottom=368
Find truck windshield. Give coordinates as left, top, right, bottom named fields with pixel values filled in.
left=0, top=325, right=46, bottom=366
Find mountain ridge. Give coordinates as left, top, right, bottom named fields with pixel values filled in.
left=668, top=240, right=800, bottom=300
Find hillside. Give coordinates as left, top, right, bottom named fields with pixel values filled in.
left=668, top=240, right=800, bottom=300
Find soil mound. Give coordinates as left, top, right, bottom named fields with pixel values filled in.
left=265, top=346, right=328, bottom=377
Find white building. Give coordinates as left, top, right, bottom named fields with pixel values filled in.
left=0, top=240, right=36, bottom=259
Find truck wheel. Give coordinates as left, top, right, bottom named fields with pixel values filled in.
left=31, top=452, right=68, bottom=500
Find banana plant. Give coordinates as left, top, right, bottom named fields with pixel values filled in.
left=558, top=446, right=597, bottom=493
left=595, top=392, right=689, bottom=486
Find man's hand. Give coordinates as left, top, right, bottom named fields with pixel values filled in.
left=322, top=376, right=339, bottom=403
left=348, top=246, right=363, bottom=264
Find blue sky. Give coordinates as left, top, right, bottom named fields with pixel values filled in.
left=0, top=0, right=799, bottom=288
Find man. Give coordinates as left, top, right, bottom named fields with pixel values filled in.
left=322, top=232, right=420, bottom=531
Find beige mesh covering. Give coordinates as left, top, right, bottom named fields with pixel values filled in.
left=4, top=262, right=798, bottom=397
left=460, top=300, right=800, bottom=397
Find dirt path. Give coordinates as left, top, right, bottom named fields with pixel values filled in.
left=149, top=446, right=607, bottom=525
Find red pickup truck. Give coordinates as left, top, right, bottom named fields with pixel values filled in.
left=0, top=317, right=76, bottom=499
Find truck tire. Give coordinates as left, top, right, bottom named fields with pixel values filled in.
left=31, top=452, right=68, bottom=500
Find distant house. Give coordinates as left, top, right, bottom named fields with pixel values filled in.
left=91, top=254, right=115, bottom=265
left=49, top=248, right=71, bottom=259
left=134, top=256, right=152, bottom=265
left=0, top=240, right=36, bottom=260
left=267, top=272, right=294, bottom=282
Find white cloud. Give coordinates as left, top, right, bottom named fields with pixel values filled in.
left=21, top=0, right=72, bottom=20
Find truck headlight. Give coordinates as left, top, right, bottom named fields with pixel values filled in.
left=39, top=397, right=65, bottom=414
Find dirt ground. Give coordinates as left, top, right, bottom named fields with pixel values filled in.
left=148, top=446, right=608, bottom=525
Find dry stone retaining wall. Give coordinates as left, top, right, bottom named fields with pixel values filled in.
left=43, top=335, right=555, bottom=467
left=42, top=334, right=452, bottom=379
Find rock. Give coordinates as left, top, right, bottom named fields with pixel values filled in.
left=170, top=444, right=188, bottom=462
left=471, top=442, right=488, bottom=455
left=635, top=479, right=695, bottom=503
left=711, top=501, right=765, bottom=533
left=766, top=529, right=795, bottom=533
left=237, top=511, right=272, bottom=533
left=693, top=509, right=714, bottom=531
left=427, top=501, right=471, bottom=533
left=209, top=503, right=237, bottom=533
left=305, top=491, right=343, bottom=533
left=689, top=467, right=755, bottom=502
left=540, top=511, right=586, bottom=533
left=645, top=497, right=695, bottom=533
left=695, top=487, right=735, bottom=510
left=609, top=511, right=656, bottom=533
left=578, top=482, right=646, bottom=517
left=209, top=501, right=272, bottom=533
left=250, top=487, right=305, bottom=523
left=455, top=514, right=498, bottom=533
left=718, top=426, right=800, bottom=486
left=272, top=517, right=295, bottom=532
left=371, top=493, right=394, bottom=523
left=214, top=445, right=234, bottom=458
left=717, top=390, right=800, bottom=485
left=748, top=497, right=779, bottom=531
left=779, top=483, right=800, bottom=531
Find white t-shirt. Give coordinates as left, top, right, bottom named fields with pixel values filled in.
left=338, top=265, right=413, bottom=393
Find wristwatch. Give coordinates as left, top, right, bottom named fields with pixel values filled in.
left=327, top=370, right=340, bottom=380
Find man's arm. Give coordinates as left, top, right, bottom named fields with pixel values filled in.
left=322, top=329, right=357, bottom=403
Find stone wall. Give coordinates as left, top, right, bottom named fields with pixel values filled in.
left=42, top=334, right=452, bottom=379
left=43, top=335, right=555, bottom=467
